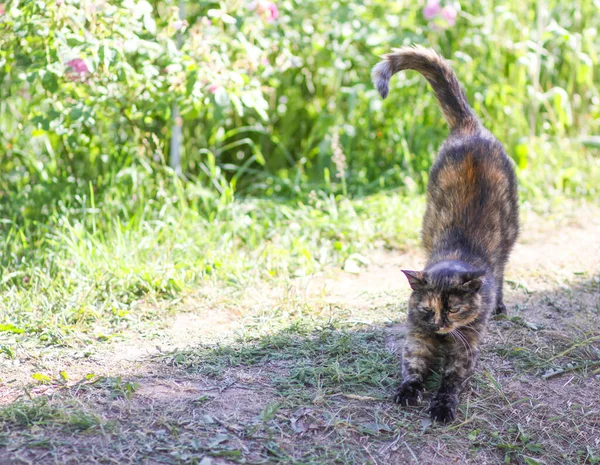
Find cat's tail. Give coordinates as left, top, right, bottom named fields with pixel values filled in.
left=371, top=45, right=479, bottom=133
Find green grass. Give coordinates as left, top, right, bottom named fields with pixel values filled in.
left=167, top=323, right=400, bottom=399
left=1, top=0, right=600, bottom=356
left=493, top=314, right=600, bottom=377
left=0, top=191, right=423, bottom=350
left=0, top=396, right=105, bottom=432
left=1, top=183, right=599, bottom=355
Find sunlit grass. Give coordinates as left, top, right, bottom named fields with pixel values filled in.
left=0, top=190, right=423, bottom=347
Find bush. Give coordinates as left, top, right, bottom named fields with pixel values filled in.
left=0, top=1, right=598, bottom=255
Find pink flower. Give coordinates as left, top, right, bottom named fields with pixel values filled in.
left=207, top=83, right=220, bottom=94
left=250, top=0, right=278, bottom=23
left=441, top=5, right=457, bottom=26
left=66, top=58, right=90, bottom=80
left=67, top=58, right=89, bottom=74
left=423, top=0, right=441, bottom=20
left=266, top=2, right=278, bottom=22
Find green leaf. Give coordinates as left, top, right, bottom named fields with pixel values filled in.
left=41, top=71, right=58, bottom=92
left=220, top=13, right=237, bottom=24
left=207, top=8, right=237, bottom=25
left=70, top=107, right=84, bottom=121
left=209, top=450, right=242, bottom=458
left=0, top=345, right=15, bottom=359
left=580, top=136, right=600, bottom=148
left=524, top=456, right=546, bottom=465
left=229, top=94, right=244, bottom=116
left=0, top=324, right=25, bottom=334
left=208, top=433, right=229, bottom=448
left=32, top=373, right=52, bottom=383
left=31, top=115, right=51, bottom=131
left=514, top=143, right=529, bottom=169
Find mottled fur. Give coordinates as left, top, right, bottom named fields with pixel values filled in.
left=372, top=46, right=519, bottom=423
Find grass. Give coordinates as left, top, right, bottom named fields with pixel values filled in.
left=3, top=294, right=598, bottom=463
left=0, top=191, right=424, bottom=351
left=1, top=154, right=598, bottom=465
left=167, top=324, right=400, bottom=398
left=1, top=0, right=600, bottom=357
left=493, top=315, right=600, bottom=378
left=1, top=0, right=600, bottom=374
left=1, top=185, right=598, bottom=355
left=1, top=194, right=599, bottom=464
left=0, top=395, right=105, bottom=433
left=155, top=290, right=598, bottom=464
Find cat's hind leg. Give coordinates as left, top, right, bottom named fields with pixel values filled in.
left=494, top=270, right=507, bottom=315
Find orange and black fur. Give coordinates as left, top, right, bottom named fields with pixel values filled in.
left=372, top=46, right=519, bottom=423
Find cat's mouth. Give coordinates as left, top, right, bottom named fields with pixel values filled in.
left=435, top=328, right=453, bottom=335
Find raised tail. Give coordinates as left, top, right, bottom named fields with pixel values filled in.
left=371, top=45, right=479, bottom=132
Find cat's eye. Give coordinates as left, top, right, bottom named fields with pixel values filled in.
left=420, top=307, right=434, bottom=313
left=449, top=307, right=461, bottom=313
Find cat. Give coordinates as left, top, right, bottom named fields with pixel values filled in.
left=371, top=45, right=519, bottom=423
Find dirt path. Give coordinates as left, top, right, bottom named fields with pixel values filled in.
left=1, top=202, right=599, bottom=464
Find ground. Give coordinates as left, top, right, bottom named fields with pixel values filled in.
left=1, top=200, right=599, bottom=465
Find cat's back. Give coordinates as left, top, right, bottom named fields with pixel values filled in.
left=423, top=132, right=519, bottom=257
left=429, top=132, right=516, bottom=201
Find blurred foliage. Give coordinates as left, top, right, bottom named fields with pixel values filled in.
left=1, top=0, right=599, bottom=222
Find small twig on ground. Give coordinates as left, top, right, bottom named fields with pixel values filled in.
left=542, top=360, right=600, bottom=380
left=445, top=415, right=476, bottom=431
left=404, top=441, right=420, bottom=464
left=343, top=393, right=381, bottom=401
left=547, top=335, right=600, bottom=362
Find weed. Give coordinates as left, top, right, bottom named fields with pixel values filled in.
left=0, top=396, right=103, bottom=433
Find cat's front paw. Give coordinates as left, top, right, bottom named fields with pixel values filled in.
left=428, top=401, right=456, bottom=423
left=393, top=382, right=424, bottom=406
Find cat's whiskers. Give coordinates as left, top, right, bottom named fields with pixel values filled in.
left=450, top=329, right=471, bottom=357
left=450, top=329, right=468, bottom=354
left=462, top=323, right=484, bottom=339
left=453, top=329, right=473, bottom=357
left=448, top=330, right=459, bottom=346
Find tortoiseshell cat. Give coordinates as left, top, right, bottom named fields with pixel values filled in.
left=372, top=46, right=519, bottom=423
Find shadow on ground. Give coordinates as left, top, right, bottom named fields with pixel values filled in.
left=1, top=276, right=599, bottom=465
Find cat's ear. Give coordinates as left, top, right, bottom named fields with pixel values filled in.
left=460, top=270, right=486, bottom=292
left=402, top=270, right=427, bottom=290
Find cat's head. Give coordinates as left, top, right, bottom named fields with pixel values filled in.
left=402, top=267, right=487, bottom=334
